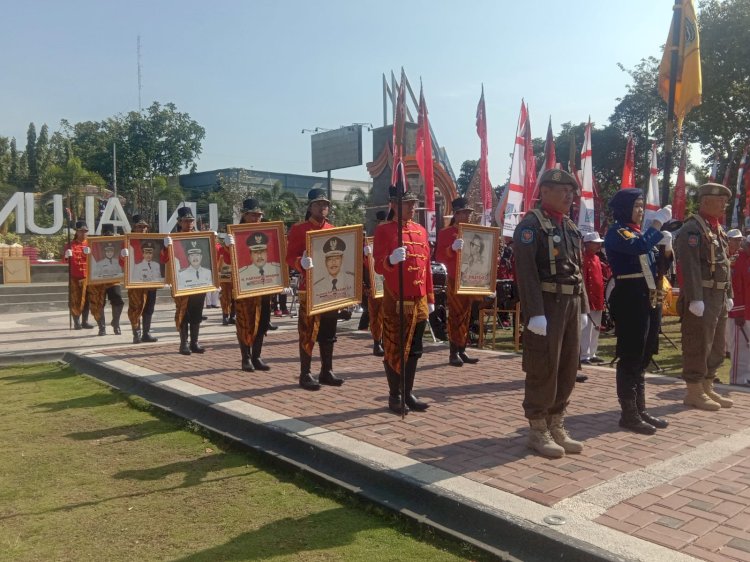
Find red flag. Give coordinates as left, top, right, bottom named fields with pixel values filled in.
left=673, top=150, right=687, bottom=221
left=415, top=84, right=436, bottom=239
left=391, top=72, right=407, bottom=189
left=523, top=112, right=537, bottom=212
left=476, top=86, right=493, bottom=225
left=743, top=153, right=750, bottom=227
left=621, top=133, right=635, bottom=189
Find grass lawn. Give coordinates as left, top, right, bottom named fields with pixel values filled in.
left=0, top=363, right=494, bottom=562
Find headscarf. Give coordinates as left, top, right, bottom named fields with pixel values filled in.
left=608, top=188, right=643, bottom=225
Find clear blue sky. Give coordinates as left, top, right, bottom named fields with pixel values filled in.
left=0, top=0, right=674, bottom=183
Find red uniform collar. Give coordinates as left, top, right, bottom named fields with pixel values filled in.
left=699, top=211, right=720, bottom=230
left=627, top=222, right=642, bottom=233
left=308, top=217, right=327, bottom=228
left=541, top=204, right=563, bottom=224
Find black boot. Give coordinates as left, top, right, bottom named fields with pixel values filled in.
left=222, top=315, right=230, bottom=326
left=636, top=382, right=668, bottom=429
left=404, top=355, right=429, bottom=411
left=132, top=329, right=142, bottom=344
left=372, top=340, right=385, bottom=357
left=73, top=315, right=82, bottom=330
left=141, top=316, right=158, bottom=343
left=97, top=313, right=106, bottom=336
left=228, top=314, right=236, bottom=325
left=449, top=342, right=463, bottom=367
left=318, top=341, right=343, bottom=386
left=240, top=344, right=254, bottom=372
left=385, top=362, right=408, bottom=415
left=299, top=349, right=320, bottom=391
left=179, top=322, right=191, bottom=355
left=619, top=399, right=656, bottom=435
left=459, top=347, right=479, bottom=364
left=81, top=304, right=94, bottom=329
left=111, top=303, right=123, bottom=335
left=189, top=322, right=205, bottom=353
left=251, top=333, right=270, bottom=371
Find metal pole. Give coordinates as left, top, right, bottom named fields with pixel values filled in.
left=113, top=143, right=117, bottom=199
left=327, top=170, right=332, bottom=203
left=661, top=0, right=683, bottom=206
left=396, top=175, right=405, bottom=421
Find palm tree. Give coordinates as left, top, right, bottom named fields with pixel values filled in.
left=255, top=181, right=301, bottom=224
left=332, top=186, right=368, bottom=226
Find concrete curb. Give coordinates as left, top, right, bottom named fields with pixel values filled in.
left=60, top=350, right=633, bottom=562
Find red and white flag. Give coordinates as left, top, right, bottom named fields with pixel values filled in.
left=501, top=101, right=528, bottom=237
left=673, top=149, right=687, bottom=221
left=709, top=156, right=719, bottom=182
left=523, top=111, right=537, bottom=213
left=415, top=83, right=436, bottom=241
left=643, top=142, right=661, bottom=229
left=476, top=86, right=493, bottom=226
left=621, top=133, right=635, bottom=189
left=733, top=149, right=748, bottom=229
left=577, top=118, right=595, bottom=234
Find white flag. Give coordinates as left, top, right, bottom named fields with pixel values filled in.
left=502, top=101, right=528, bottom=238
left=642, top=143, right=661, bottom=230
left=577, top=119, right=595, bottom=234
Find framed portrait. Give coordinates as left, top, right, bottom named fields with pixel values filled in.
left=455, top=224, right=500, bottom=296
left=3, top=256, right=31, bottom=284
left=366, top=236, right=384, bottom=299
left=168, top=231, right=219, bottom=297
left=306, top=225, right=363, bottom=316
left=87, top=235, right=126, bottom=285
left=227, top=221, right=289, bottom=300
left=124, top=233, right=167, bottom=289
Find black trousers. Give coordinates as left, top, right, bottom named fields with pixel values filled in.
left=609, top=279, right=660, bottom=401
left=259, top=295, right=271, bottom=336
left=105, top=285, right=124, bottom=307
left=184, top=293, right=204, bottom=325
left=143, top=289, right=157, bottom=321
left=317, top=310, right=338, bottom=344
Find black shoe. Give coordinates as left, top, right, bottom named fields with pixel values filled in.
left=179, top=344, right=191, bottom=356
left=252, top=357, right=271, bottom=371
left=576, top=374, right=588, bottom=383
left=458, top=351, right=479, bottom=364
left=619, top=400, right=656, bottom=435
left=201, top=315, right=208, bottom=321
left=222, top=316, right=230, bottom=326
left=132, top=330, right=142, bottom=344
left=639, top=411, right=669, bottom=429
left=190, top=343, right=205, bottom=354
left=299, top=373, right=321, bottom=391
left=580, top=359, right=592, bottom=365
left=373, top=342, right=385, bottom=357
left=241, top=358, right=254, bottom=372
left=319, top=371, right=344, bottom=386
left=112, top=325, right=121, bottom=335
left=98, top=326, right=106, bottom=336
left=228, top=316, right=236, bottom=325
left=449, top=353, right=463, bottom=367
left=405, top=394, right=429, bottom=411
left=388, top=394, right=409, bottom=415
left=141, top=333, right=158, bottom=343
left=589, top=357, right=604, bottom=364
left=267, top=323, right=278, bottom=331
left=81, top=322, right=94, bottom=329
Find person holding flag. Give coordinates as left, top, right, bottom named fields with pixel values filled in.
left=513, top=169, right=588, bottom=458
left=435, top=197, right=482, bottom=367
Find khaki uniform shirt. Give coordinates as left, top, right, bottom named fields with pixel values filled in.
left=674, top=215, right=733, bottom=302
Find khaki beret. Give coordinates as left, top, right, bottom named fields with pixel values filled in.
left=698, top=182, right=731, bottom=199
left=538, top=169, right=579, bottom=191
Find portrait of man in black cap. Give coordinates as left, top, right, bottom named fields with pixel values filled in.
left=176, top=240, right=214, bottom=289
left=312, top=235, right=356, bottom=304
left=238, top=230, right=281, bottom=289
left=131, top=240, right=164, bottom=283
left=91, top=239, right=124, bottom=280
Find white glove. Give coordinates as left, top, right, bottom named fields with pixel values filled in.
left=527, top=315, right=547, bottom=336
left=64, top=249, right=73, bottom=258
left=727, top=297, right=735, bottom=311
left=653, top=205, right=673, bottom=225
left=363, top=244, right=372, bottom=256
left=389, top=246, right=407, bottom=265
left=689, top=300, right=705, bottom=317
left=301, top=250, right=313, bottom=270
left=428, top=303, right=435, bottom=314
left=164, top=236, right=173, bottom=247
left=451, top=238, right=464, bottom=251
left=226, top=234, right=235, bottom=246
left=657, top=230, right=673, bottom=251
left=283, top=287, right=294, bottom=296
left=83, top=246, right=91, bottom=255
left=487, top=293, right=496, bottom=299
left=120, top=248, right=129, bottom=258
left=580, top=314, right=588, bottom=330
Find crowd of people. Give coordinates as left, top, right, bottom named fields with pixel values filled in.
left=64, top=174, right=741, bottom=459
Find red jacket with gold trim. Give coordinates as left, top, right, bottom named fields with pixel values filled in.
left=373, top=219, right=434, bottom=303
left=285, top=218, right=333, bottom=291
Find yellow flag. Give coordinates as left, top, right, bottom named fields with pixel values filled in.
left=657, top=0, right=702, bottom=129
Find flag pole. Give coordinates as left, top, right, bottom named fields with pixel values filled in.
left=661, top=0, right=683, bottom=206
left=67, top=209, right=72, bottom=330
left=396, top=167, right=405, bottom=421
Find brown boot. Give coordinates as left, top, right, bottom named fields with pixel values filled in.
left=683, top=382, right=720, bottom=411
left=702, top=378, right=733, bottom=408
left=527, top=418, right=565, bottom=458
left=547, top=414, right=583, bottom=453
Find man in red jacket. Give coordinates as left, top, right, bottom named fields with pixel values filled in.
left=728, top=235, right=750, bottom=384
left=580, top=232, right=606, bottom=365
left=63, top=220, right=94, bottom=330
left=374, top=187, right=434, bottom=414
left=286, top=188, right=343, bottom=391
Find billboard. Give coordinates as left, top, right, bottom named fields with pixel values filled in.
left=311, top=126, right=363, bottom=173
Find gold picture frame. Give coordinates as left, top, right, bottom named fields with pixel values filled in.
left=3, top=256, right=31, bottom=284
left=86, top=235, right=126, bottom=286
left=306, top=225, right=363, bottom=316
left=366, top=236, right=384, bottom=299
left=168, top=231, right=219, bottom=297
left=455, top=224, right=500, bottom=296
left=123, top=233, right=167, bottom=290
left=227, top=222, right=289, bottom=300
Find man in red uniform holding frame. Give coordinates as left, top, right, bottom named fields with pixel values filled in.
left=63, top=220, right=94, bottom=330
left=374, top=186, right=435, bottom=414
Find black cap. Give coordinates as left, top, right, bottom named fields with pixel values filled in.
left=132, top=214, right=148, bottom=226
left=323, top=236, right=346, bottom=256
left=247, top=231, right=268, bottom=250
left=375, top=210, right=387, bottom=222
left=177, top=206, right=195, bottom=220
left=452, top=197, right=474, bottom=212
left=242, top=198, right=262, bottom=213
left=388, top=186, right=419, bottom=201
left=141, top=241, right=155, bottom=251
left=101, top=224, right=115, bottom=235
left=307, top=188, right=330, bottom=204
left=104, top=241, right=115, bottom=250
left=187, top=241, right=202, bottom=255
left=74, top=220, right=89, bottom=231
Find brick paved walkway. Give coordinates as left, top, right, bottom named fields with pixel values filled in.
left=96, top=328, right=750, bottom=561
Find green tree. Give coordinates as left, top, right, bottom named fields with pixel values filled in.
left=46, top=156, right=105, bottom=219
left=25, top=123, right=37, bottom=190
left=36, top=124, right=50, bottom=176
left=255, top=181, right=301, bottom=224
left=456, top=160, right=478, bottom=196
left=332, top=186, right=367, bottom=226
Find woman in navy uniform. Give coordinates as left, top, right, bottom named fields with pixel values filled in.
left=604, top=189, right=672, bottom=434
